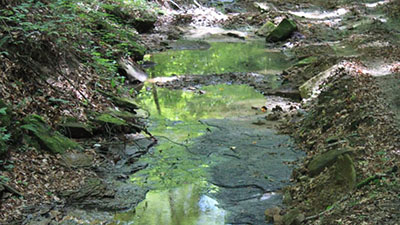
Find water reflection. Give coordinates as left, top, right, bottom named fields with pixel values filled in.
left=144, top=41, right=291, bottom=77
left=113, top=184, right=225, bottom=225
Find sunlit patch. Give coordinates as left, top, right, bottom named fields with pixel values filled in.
left=365, top=0, right=391, bottom=8
left=289, top=8, right=348, bottom=20
left=260, top=192, right=276, bottom=201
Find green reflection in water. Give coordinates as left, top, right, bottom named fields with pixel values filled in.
left=145, top=41, right=292, bottom=77
left=113, top=184, right=225, bottom=225
left=131, top=84, right=266, bottom=189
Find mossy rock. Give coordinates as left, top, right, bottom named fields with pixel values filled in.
left=58, top=122, right=94, bottom=139
left=266, top=18, right=297, bottom=42
left=308, top=148, right=352, bottom=177
left=256, top=21, right=276, bottom=37
left=107, top=109, right=136, bottom=120
left=334, top=154, right=356, bottom=191
left=21, top=115, right=80, bottom=154
left=94, top=113, right=127, bottom=126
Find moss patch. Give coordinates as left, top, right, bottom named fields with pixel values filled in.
left=21, top=115, right=80, bottom=154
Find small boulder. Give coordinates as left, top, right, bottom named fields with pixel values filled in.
left=266, top=18, right=297, bottom=42
left=308, top=148, right=353, bottom=177
left=256, top=21, right=276, bottom=37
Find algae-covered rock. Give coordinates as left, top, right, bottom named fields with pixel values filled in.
left=21, top=115, right=80, bottom=154
left=265, top=206, right=281, bottom=223
left=308, top=148, right=352, bottom=177
left=58, top=122, right=93, bottom=138
left=335, top=154, right=356, bottom=190
left=266, top=18, right=297, bottom=42
left=256, top=21, right=276, bottom=37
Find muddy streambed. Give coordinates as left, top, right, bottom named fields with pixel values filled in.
left=106, top=40, right=303, bottom=225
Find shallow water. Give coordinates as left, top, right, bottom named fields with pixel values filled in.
left=144, top=41, right=292, bottom=77
left=114, top=41, right=303, bottom=225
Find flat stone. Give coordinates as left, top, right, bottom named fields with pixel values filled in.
left=61, top=152, right=94, bottom=168
left=308, top=148, right=353, bottom=177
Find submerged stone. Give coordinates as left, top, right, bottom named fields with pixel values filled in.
left=295, top=56, right=318, bottom=67
left=266, top=18, right=297, bottom=42
left=308, top=148, right=353, bottom=177
left=21, top=115, right=80, bottom=154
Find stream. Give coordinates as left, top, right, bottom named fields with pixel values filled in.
left=111, top=40, right=304, bottom=225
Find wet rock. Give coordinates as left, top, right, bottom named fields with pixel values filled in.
left=254, top=2, right=271, bottom=12
left=21, top=115, right=81, bottom=154
left=282, top=208, right=305, bottom=225
left=58, top=122, right=93, bottom=138
left=225, top=31, right=246, bottom=39
left=266, top=18, right=297, bottom=42
left=256, top=21, right=276, bottom=37
left=308, top=148, right=353, bottom=177
left=334, top=154, right=356, bottom=191
left=61, top=152, right=94, bottom=168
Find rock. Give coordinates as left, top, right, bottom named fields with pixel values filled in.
left=118, top=58, right=148, bottom=84
left=299, top=65, right=339, bottom=99
left=266, top=18, right=297, bottom=42
left=58, top=122, right=93, bottom=138
left=61, top=152, right=94, bottom=168
left=225, top=31, right=246, bottom=40
left=308, top=148, right=353, bottom=177
left=256, top=21, right=276, bottom=37
left=111, top=96, right=139, bottom=112
left=94, top=113, right=127, bottom=126
left=21, top=115, right=81, bottom=154
left=265, top=206, right=281, bottom=223
left=282, top=208, right=305, bottom=225
left=334, top=154, right=356, bottom=190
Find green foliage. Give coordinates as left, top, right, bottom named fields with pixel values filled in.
left=0, top=107, right=10, bottom=156
left=0, top=0, right=152, bottom=77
